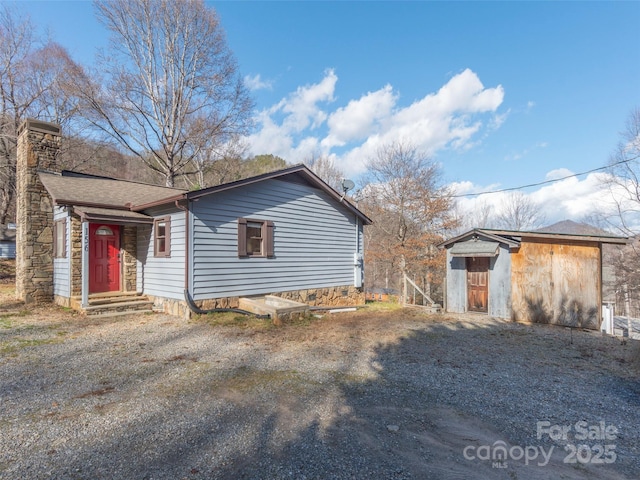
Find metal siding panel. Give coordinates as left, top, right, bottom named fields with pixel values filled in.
left=0, top=243, right=15, bottom=259
left=191, top=178, right=358, bottom=300
left=488, top=245, right=512, bottom=319
left=53, top=207, right=70, bottom=298
left=446, top=251, right=467, bottom=313
left=138, top=208, right=185, bottom=299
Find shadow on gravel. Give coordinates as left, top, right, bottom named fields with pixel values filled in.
left=2, top=313, right=639, bottom=480
left=204, top=323, right=640, bottom=480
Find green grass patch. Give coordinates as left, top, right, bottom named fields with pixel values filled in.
left=363, top=300, right=404, bottom=312
left=0, top=317, right=11, bottom=329
left=0, top=337, right=62, bottom=355
left=194, top=311, right=275, bottom=330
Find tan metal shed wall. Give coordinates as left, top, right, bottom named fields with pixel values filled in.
left=511, top=239, right=601, bottom=328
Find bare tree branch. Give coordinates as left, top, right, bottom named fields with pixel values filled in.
left=76, top=0, right=254, bottom=187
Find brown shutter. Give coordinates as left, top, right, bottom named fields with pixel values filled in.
left=265, top=221, right=274, bottom=258
left=237, top=218, right=248, bottom=257
left=164, top=216, right=171, bottom=257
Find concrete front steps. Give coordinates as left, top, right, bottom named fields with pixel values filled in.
left=71, top=292, right=154, bottom=317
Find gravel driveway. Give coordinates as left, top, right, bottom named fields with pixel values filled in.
left=1, top=298, right=639, bottom=479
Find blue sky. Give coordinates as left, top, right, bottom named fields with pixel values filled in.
left=7, top=0, right=640, bottom=226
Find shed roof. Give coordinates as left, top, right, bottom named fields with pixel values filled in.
left=439, top=227, right=628, bottom=249
left=449, top=240, right=501, bottom=257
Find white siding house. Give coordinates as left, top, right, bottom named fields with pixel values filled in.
left=33, top=157, right=371, bottom=316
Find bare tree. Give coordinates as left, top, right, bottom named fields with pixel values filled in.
left=78, top=0, right=254, bottom=187
left=496, top=191, right=546, bottom=231
left=0, top=6, right=83, bottom=223
left=304, top=154, right=345, bottom=192
left=187, top=135, right=248, bottom=189
left=361, top=141, right=458, bottom=301
left=455, top=198, right=498, bottom=233
left=601, top=107, right=640, bottom=320
left=602, top=107, right=640, bottom=235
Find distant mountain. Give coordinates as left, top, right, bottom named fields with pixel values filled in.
left=534, top=219, right=613, bottom=236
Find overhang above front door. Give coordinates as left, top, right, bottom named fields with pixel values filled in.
left=74, top=206, right=153, bottom=225
left=449, top=240, right=500, bottom=257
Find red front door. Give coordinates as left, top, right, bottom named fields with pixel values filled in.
left=89, top=224, right=121, bottom=293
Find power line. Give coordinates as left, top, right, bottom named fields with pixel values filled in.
left=452, top=157, right=634, bottom=198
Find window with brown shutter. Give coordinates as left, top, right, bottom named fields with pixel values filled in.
left=238, top=218, right=274, bottom=258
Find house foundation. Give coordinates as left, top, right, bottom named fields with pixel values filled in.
left=151, top=285, right=365, bottom=319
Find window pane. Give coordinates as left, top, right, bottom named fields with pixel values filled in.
left=96, top=226, right=113, bottom=236
left=55, top=220, right=65, bottom=258
left=157, top=222, right=165, bottom=237
left=57, top=225, right=64, bottom=246
left=157, top=238, right=166, bottom=252
left=247, top=224, right=262, bottom=237
left=248, top=237, right=262, bottom=254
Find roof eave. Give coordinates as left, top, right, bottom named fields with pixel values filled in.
left=53, top=199, right=131, bottom=211
left=482, top=228, right=628, bottom=245
left=184, top=164, right=372, bottom=225
left=438, top=228, right=521, bottom=249
left=131, top=193, right=187, bottom=212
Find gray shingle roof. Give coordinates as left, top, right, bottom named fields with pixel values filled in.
left=39, top=172, right=186, bottom=209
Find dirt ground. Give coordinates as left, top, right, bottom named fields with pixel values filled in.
left=1, top=278, right=639, bottom=479
left=0, top=259, right=14, bottom=284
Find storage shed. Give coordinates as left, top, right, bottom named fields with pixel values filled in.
left=438, top=228, right=627, bottom=329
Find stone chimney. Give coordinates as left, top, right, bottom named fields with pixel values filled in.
left=15, top=119, right=62, bottom=303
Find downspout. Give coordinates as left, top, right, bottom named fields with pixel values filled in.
left=175, top=199, right=269, bottom=318
left=175, top=199, right=189, bottom=293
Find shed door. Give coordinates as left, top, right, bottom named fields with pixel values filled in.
left=89, top=224, right=121, bottom=293
left=467, top=257, right=489, bottom=313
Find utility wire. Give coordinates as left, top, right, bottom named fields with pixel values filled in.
left=452, top=157, right=634, bottom=198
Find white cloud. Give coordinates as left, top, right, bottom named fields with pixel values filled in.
left=545, top=168, right=573, bottom=180
left=244, top=74, right=272, bottom=91
left=245, top=69, right=338, bottom=159
left=323, top=85, right=396, bottom=148
left=453, top=171, right=630, bottom=230
left=531, top=172, right=613, bottom=219
left=281, top=69, right=337, bottom=132
left=245, top=68, right=505, bottom=177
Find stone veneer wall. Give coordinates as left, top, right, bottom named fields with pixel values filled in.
left=121, top=225, right=137, bottom=292
left=272, top=286, right=365, bottom=307
left=16, top=120, right=62, bottom=303
left=151, top=285, right=364, bottom=319
left=70, top=215, right=82, bottom=297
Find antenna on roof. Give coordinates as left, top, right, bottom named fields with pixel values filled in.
left=340, top=179, right=355, bottom=202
